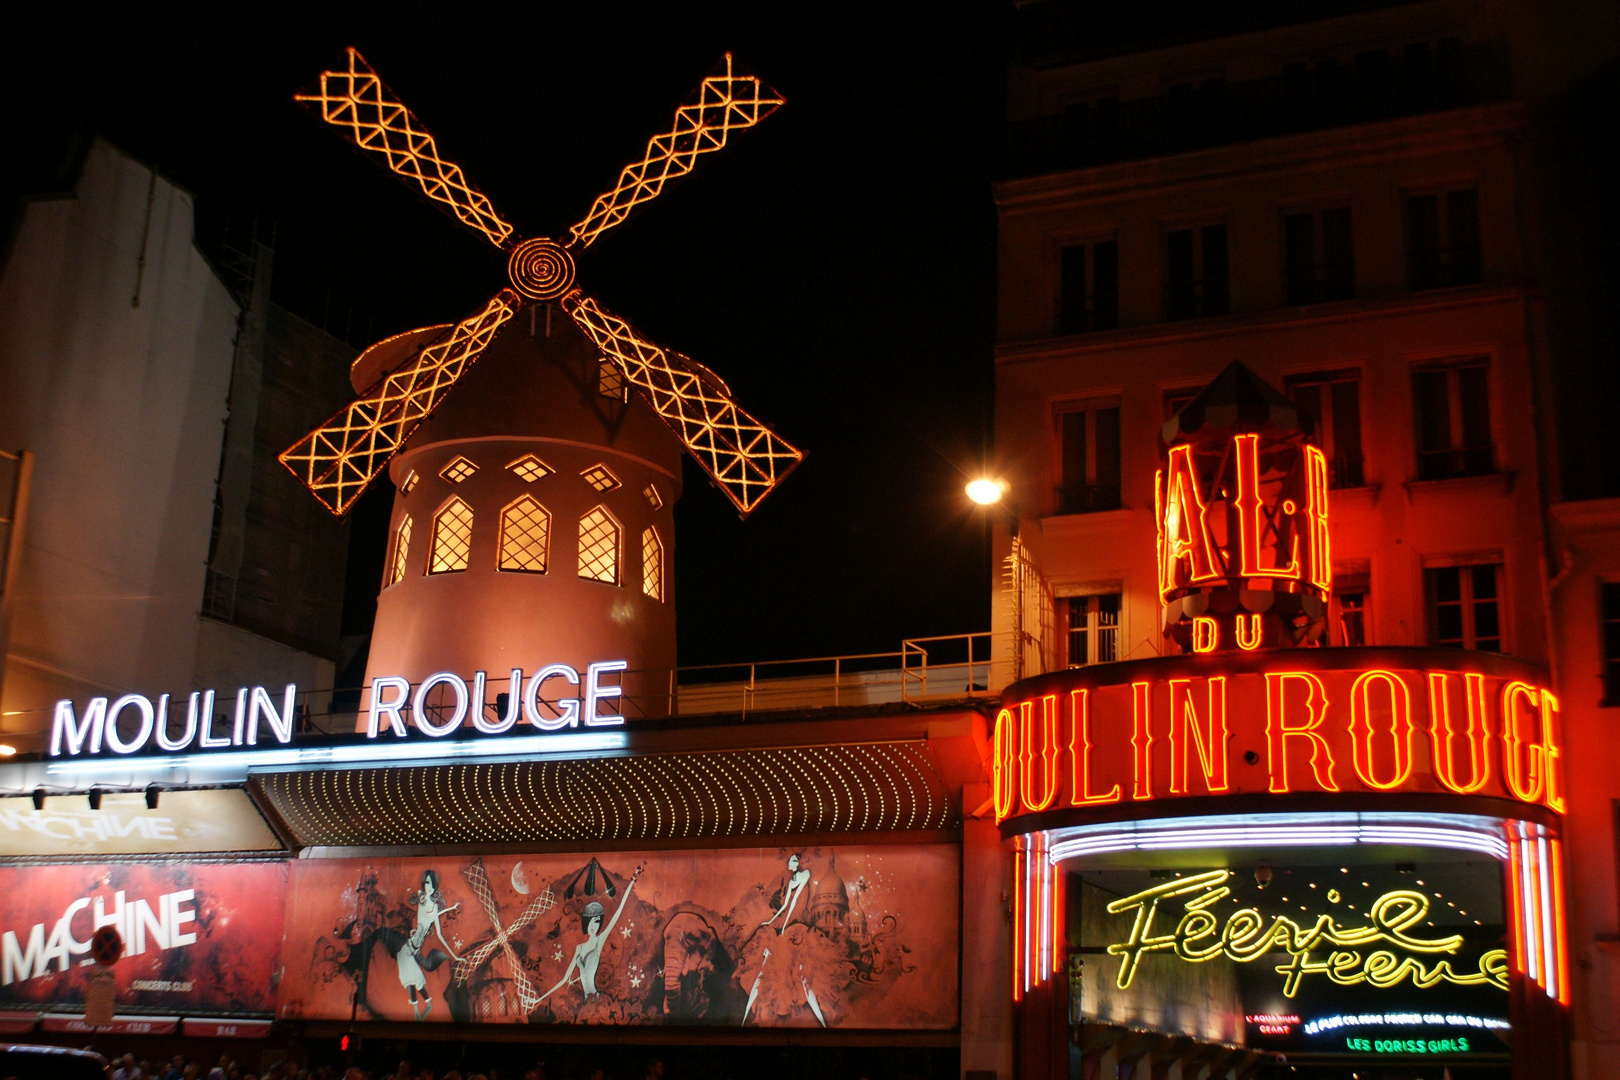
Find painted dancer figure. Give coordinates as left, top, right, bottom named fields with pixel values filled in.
left=539, top=865, right=642, bottom=1002
left=397, top=869, right=461, bottom=1020
left=760, top=853, right=811, bottom=929
left=742, top=853, right=828, bottom=1026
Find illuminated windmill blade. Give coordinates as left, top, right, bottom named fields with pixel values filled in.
left=562, top=292, right=801, bottom=515
left=567, top=53, right=784, bottom=251
left=279, top=290, right=521, bottom=516
left=296, top=47, right=517, bottom=249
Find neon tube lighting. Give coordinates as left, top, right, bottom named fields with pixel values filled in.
left=43, top=731, right=629, bottom=777
left=1046, top=820, right=1506, bottom=864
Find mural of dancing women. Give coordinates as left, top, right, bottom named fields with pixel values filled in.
left=392, top=869, right=461, bottom=1019
left=539, top=865, right=643, bottom=1003
left=741, top=853, right=828, bottom=1027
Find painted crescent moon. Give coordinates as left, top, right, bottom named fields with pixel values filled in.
left=511, top=861, right=530, bottom=895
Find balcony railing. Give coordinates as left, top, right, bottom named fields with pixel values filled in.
left=1005, top=40, right=1511, bottom=177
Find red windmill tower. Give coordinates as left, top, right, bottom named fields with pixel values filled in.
left=279, top=50, right=801, bottom=720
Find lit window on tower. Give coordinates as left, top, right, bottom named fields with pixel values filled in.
left=440, top=456, right=479, bottom=484
left=642, top=527, right=664, bottom=601
left=581, top=464, right=621, bottom=492
left=389, top=515, right=412, bottom=585
left=400, top=470, right=419, bottom=494
left=506, top=453, right=552, bottom=483
left=429, top=498, right=474, bottom=574
left=578, top=507, right=621, bottom=584
left=643, top=483, right=663, bottom=510
left=598, top=359, right=627, bottom=400
left=498, top=496, right=550, bottom=573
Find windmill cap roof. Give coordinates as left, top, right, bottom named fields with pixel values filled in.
left=1160, top=360, right=1315, bottom=446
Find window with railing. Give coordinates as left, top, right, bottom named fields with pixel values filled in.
left=1413, top=358, right=1493, bottom=480
left=1005, top=37, right=1511, bottom=176
left=1603, top=582, right=1620, bottom=706
left=1286, top=370, right=1364, bottom=488
left=1426, top=562, right=1503, bottom=653
left=1066, top=593, right=1121, bottom=666
left=1166, top=223, right=1229, bottom=320
left=1407, top=187, right=1482, bottom=290
left=1284, top=207, right=1354, bottom=305
left=1058, top=239, right=1119, bottom=335
left=1055, top=400, right=1121, bottom=514
left=1332, top=569, right=1371, bottom=647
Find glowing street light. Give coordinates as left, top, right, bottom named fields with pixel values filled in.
left=966, top=478, right=1009, bottom=506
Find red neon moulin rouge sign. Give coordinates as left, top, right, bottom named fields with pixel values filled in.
left=992, top=651, right=1562, bottom=824
left=1156, top=362, right=1330, bottom=653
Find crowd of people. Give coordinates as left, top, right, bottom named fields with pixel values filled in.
left=106, top=1053, right=663, bottom=1080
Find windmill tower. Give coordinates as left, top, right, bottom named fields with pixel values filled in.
left=280, top=50, right=801, bottom=721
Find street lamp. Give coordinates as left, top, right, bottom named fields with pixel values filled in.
left=965, top=478, right=1009, bottom=506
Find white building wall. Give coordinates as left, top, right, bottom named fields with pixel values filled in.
left=0, top=139, right=238, bottom=747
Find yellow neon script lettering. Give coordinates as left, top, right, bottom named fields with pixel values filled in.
left=1103, top=870, right=1509, bottom=998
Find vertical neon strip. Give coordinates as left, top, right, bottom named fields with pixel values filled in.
left=1030, top=837, right=1042, bottom=994
left=1051, top=850, right=1065, bottom=978
left=1506, top=825, right=1527, bottom=979
left=1011, top=840, right=1023, bottom=1002
left=1539, top=834, right=1557, bottom=1000
left=1552, top=837, right=1570, bottom=1005
left=1520, top=825, right=1541, bottom=985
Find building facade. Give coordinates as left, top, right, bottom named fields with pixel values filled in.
left=990, top=2, right=1620, bottom=1076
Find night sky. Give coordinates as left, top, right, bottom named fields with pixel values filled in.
left=3, top=5, right=1012, bottom=668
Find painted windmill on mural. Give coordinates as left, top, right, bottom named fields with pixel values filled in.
left=280, top=49, right=800, bottom=718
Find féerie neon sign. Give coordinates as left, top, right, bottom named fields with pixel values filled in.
left=48, top=661, right=628, bottom=759
left=1105, top=870, right=1508, bottom=998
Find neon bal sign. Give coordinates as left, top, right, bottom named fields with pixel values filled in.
left=1156, top=362, right=1331, bottom=653
left=48, top=661, right=629, bottom=759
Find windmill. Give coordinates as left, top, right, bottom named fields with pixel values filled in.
left=280, top=49, right=801, bottom=721
left=280, top=48, right=801, bottom=519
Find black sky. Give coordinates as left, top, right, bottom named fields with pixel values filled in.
left=3, top=3, right=1012, bottom=667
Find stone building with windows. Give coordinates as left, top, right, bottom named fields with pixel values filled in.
left=988, top=1, right=1620, bottom=1076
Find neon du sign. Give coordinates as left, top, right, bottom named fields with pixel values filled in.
left=48, top=661, right=628, bottom=759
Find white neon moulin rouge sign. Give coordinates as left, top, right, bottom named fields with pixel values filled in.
left=47, top=661, right=628, bottom=759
